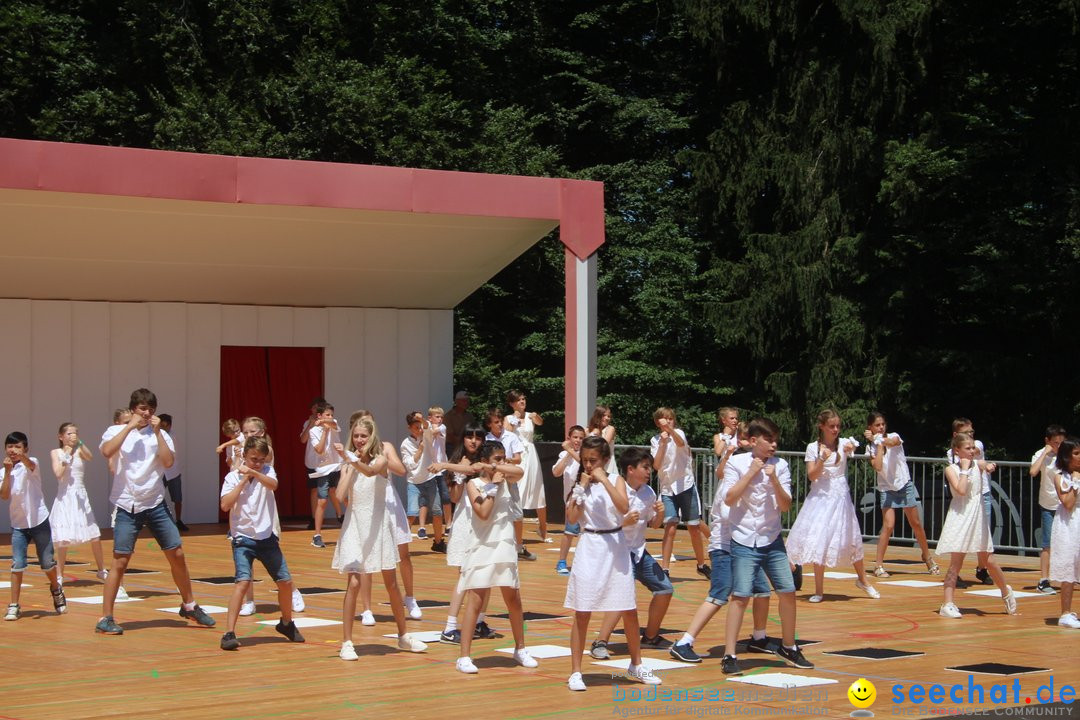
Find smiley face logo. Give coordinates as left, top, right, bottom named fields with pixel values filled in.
left=848, top=678, right=877, bottom=709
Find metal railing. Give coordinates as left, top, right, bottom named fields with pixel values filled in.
left=615, top=444, right=1042, bottom=556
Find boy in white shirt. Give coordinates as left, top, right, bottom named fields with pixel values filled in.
left=1031, top=424, right=1067, bottom=593
left=720, top=417, right=811, bottom=674
left=552, top=425, right=586, bottom=575
left=650, top=408, right=708, bottom=578
left=1, top=431, right=66, bottom=620
left=96, top=388, right=215, bottom=635
left=306, top=401, right=343, bottom=548
left=428, top=406, right=453, bottom=544
left=484, top=407, right=533, bottom=561
left=590, top=447, right=672, bottom=658
left=218, top=436, right=304, bottom=651
left=401, top=411, right=446, bottom=551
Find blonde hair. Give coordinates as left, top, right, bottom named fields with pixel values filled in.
left=347, top=417, right=383, bottom=459
left=428, top=406, right=444, bottom=416
left=951, top=432, right=975, bottom=450
left=242, top=416, right=272, bottom=446
left=652, top=407, right=675, bottom=422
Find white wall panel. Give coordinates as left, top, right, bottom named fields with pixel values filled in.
left=71, top=301, right=112, bottom=523
left=221, top=305, right=257, bottom=346
left=325, top=308, right=364, bottom=420
left=428, top=310, right=454, bottom=410
left=397, top=310, right=430, bottom=424
left=30, top=301, right=72, bottom=499
left=362, top=309, right=400, bottom=442
left=257, top=306, right=293, bottom=347
left=185, top=304, right=222, bottom=523
left=108, top=303, right=150, bottom=404
left=293, top=307, right=329, bottom=347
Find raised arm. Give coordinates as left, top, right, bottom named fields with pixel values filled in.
left=1030, top=446, right=1052, bottom=477
left=944, top=464, right=970, bottom=497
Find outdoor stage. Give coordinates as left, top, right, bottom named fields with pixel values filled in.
left=0, top=523, right=1075, bottom=720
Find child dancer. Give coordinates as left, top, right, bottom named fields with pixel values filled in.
left=332, top=417, right=427, bottom=660
left=1032, top=425, right=1067, bottom=594
left=946, top=418, right=997, bottom=584
left=306, top=402, right=343, bottom=548
left=455, top=441, right=537, bottom=674
left=2, top=432, right=66, bottom=620
left=1050, top=437, right=1080, bottom=627
left=218, top=437, right=305, bottom=650
left=587, top=405, right=618, bottom=474
left=865, top=412, right=938, bottom=576
left=484, top=408, right=533, bottom=561
left=506, top=390, right=548, bottom=542
left=565, top=436, right=660, bottom=691
left=50, top=423, right=109, bottom=585
left=217, top=419, right=244, bottom=472
left=786, top=410, right=880, bottom=602
left=936, top=433, right=1017, bottom=617
left=651, top=407, right=709, bottom=577
left=712, top=407, right=739, bottom=469
left=553, top=425, right=586, bottom=575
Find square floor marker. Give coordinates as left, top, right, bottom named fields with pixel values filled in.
left=966, top=588, right=1041, bottom=599
left=193, top=576, right=260, bottom=584
left=157, top=605, right=229, bottom=614
left=379, top=599, right=449, bottom=608
left=258, top=617, right=340, bottom=628
left=880, top=580, right=942, bottom=588
left=946, top=663, right=1049, bottom=676
left=822, top=648, right=925, bottom=660
left=490, top=611, right=568, bottom=621
left=727, top=673, right=838, bottom=688
left=0, top=582, right=30, bottom=588
left=66, top=595, right=142, bottom=604
left=823, top=571, right=859, bottom=579
left=295, top=586, right=343, bottom=595
left=494, top=644, right=578, bottom=659
left=382, top=630, right=444, bottom=642
left=592, top=657, right=697, bottom=671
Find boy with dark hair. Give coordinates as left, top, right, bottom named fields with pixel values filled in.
left=306, top=401, right=342, bottom=548
left=650, top=408, right=709, bottom=577
left=1032, top=424, right=1067, bottom=593
left=95, top=388, right=215, bottom=634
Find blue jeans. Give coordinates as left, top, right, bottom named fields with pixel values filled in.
left=112, top=501, right=182, bottom=555
left=232, top=535, right=291, bottom=582
left=730, top=537, right=796, bottom=596
left=11, top=519, right=56, bottom=572
left=706, top=547, right=770, bottom=606
left=633, top=549, right=674, bottom=596
left=435, top=473, right=451, bottom=506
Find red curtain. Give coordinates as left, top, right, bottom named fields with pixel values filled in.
left=219, top=346, right=323, bottom=518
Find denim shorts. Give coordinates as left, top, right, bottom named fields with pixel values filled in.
left=1040, top=507, right=1055, bottom=549
left=435, top=473, right=451, bottom=506
left=415, top=478, right=444, bottom=517
left=662, top=486, right=702, bottom=525
left=879, top=482, right=918, bottom=509
left=407, top=482, right=420, bottom=517
left=730, top=537, right=796, bottom=596
left=166, top=474, right=183, bottom=503
left=982, top=491, right=992, bottom=524
left=706, top=547, right=770, bottom=606
left=307, top=470, right=340, bottom=499
left=564, top=521, right=581, bottom=537
left=113, top=501, right=182, bottom=555
left=232, top=534, right=291, bottom=582
left=633, top=549, right=674, bottom=596
left=11, top=519, right=56, bottom=573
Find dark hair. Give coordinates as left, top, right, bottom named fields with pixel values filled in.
left=506, top=389, right=525, bottom=404
left=747, top=417, right=780, bottom=441
left=480, top=440, right=506, bottom=461
left=618, top=446, right=652, bottom=476
left=1056, top=437, right=1080, bottom=475
left=449, top=424, right=487, bottom=463
left=581, top=435, right=611, bottom=461
left=243, top=436, right=272, bottom=456
left=158, top=413, right=173, bottom=425
left=1046, top=424, right=1067, bottom=439
left=5, top=431, right=28, bottom=447
left=587, top=405, right=611, bottom=432
left=484, top=407, right=503, bottom=428
left=310, top=396, right=327, bottom=406
left=405, top=411, right=423, bottom=426
left=866, top=411, right=885, bottom=427
left=568, top=424, right=585, bottom=437
left=129, top=388, right=157, bottom=410
left=314, top=401, right=334, bottom=414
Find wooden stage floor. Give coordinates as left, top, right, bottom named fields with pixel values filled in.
left=1, top=522, right=1077, bottom=720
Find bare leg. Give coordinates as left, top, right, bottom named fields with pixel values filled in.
left=397, top=543, right=414, bottom=597
left=276, top=580, right=293, bottom=624
left=558, top=533, right=574, bottom=563
left=226, top=580, right=250, bottom=633
left=645, top=592, right=673, bottom=638
left=751, top=596, right=770, bottom=635
left=724, top=596, right=749, bottom=655
left=660, top=523, right=677, bottom=570
left=623, top=609, right=644, bottom=665
left=537, top=507, right=548, bottom=540
left=1041, top=547, right=1051, bottom=581
left=777, top=591, right=796, bottom=647
left=315, top=497, right=327, bottom=536
left=943, top=553, right=964, bottom=605
left=685, top=601, right=722, bottom=639
left=90, top=538, right=105, bottom=573
left=341, top=573, right=361, bottom=641
left=570, top=611, right=591, bottom=674
left=595, top=610, right=620, bottom=643
left=309, top=489, right=318, bottom=526
left=381, top=569, right=407, bottom=636
left=101, top=553, right=130, bottom=617
left=501, top=587, right=526, bottom=649
left=360, top=572, right=372, bottom=613
left=813, top=563, right=825, bottom=596
left=433, top=514, right=444, bottom=544
left=1061, top=582, right=1074, bottom=616
left=163, top=547, right=196, bottom=604
left=904, top=506, right=932, bottom=558
left=459, top=588, right=487, bottom=659
left=875, top=508, right=896, bottom=567
left=980, top=552, right=1010, bottom=594
left=9, top=571, right=23, bottom=606
left=56, top=547, right=67, bottom=583
left=688, top=524, right=707, bottom=565
left=418, top=506, right=429, bottom=535
left=514, top=519, right=524, bottom=548
left=330, top=492, right=344, bottom=518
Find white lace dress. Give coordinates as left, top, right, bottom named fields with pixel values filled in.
left=461, top=478, right=519, bottom=590
left=50, top=452, right=101, bottom=546
left=936, top=464, right=993, bottom=554
left=1050, top=472, right=1080, bottom=583
left=332, top=470, right=399, bottom=574
left=785, top=442, right=864, bottom=566
left=447, top=472, right=477, bottom=568
left=514, top=415, right=546, bottom=510
left=564, top=474, right=635, bottom=611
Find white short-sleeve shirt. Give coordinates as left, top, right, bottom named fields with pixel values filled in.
left=624, top=484, right=658, bottom=558
left=487, top=430, right=524, bottom=460
left=400, top=434, right=434, bottom=485
left=650, top=428, right=696, bottom=496
left=101, top=424, right=175, bottom=513
left=721, top=452, right=791, bottom=547
left=1032, top=449, right=1061, bottom=511
left=220, top=464, right=279, bottom=540
left=4, top=458, right=48, bottom=529
left=554, top=451, right=581, bottom=501
left=866, top=433, right=910, bottom=492
left=707, top=484, right=731, bottom=552
left=307, top=423, right=341, bottom=478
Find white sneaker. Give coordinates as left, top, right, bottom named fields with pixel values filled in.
left=360, top=610, right=375, bottom=626
left=239, top=601, right=256, bottom=617
left=4, top=604, right=19, bottom=621
left=1002, top=586, right=1018, bottom=615
left=456, top=656, right=478, bottom=674
left=339, top=640, right=359, bottom=661
left=939, top=602, right=962, bottom=618
left=291, top=589, right=305, bottom=613
left=397, top=633, right=428, bottom=653
left=627, top=663, right=662, bottom=685
left=405, top=598, right=422, bottom=620
left=567, top=671, right=586, bottom=691
left=513, top=648, right=538, bottom=668
left=808, top=595, right=824, bottom=603
left=116, top=586, right=129, bottom=600
left=855, top=580, right=881, bottom=599
left=1058, top=612, right=1080, bottom=629
left=96, top=569, right=108, bottom=582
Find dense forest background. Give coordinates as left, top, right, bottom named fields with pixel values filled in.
left=2, top=0, right=1077, bottom=455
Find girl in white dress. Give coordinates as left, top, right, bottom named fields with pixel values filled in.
left=936, top=433, right=1017, bottom=618
left=1050, top=437, right=1080, bottom=628
left=50, top=423, right=108, bottom=584
left=786, top=410, right=880, bottom=602
left=455, top=440, right=536, bottom=674
left=347, top=410, right=422, bottom=625
left=506, top=390, right=549, bottom=542
left=331, top=417, right=427, bottom=660
left=587, top=405, right=618, bottom=475
left=564, top=436, right=660, bottom=691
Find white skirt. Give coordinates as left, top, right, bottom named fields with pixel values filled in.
left=50, top=483, right=101, bottom=547
left=564, top=531, right=635, bottom=612
left=1050, top=505, right=1080, bottom=584
left=785, top=477, right=864, bottom=566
